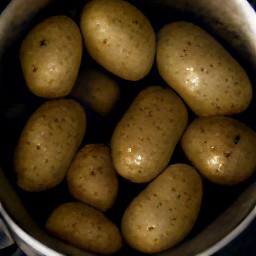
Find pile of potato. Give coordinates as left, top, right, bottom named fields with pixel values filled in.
left=13, top=0, right=256, bottom=255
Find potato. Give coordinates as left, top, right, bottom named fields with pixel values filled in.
left=14, top=99, right=86, bottom=191
left=46, top=202, right=122, bottom=255
left=111, top=86, right=188, bottom=183
left=121, top=164, right=203, bottom=254
left=71, top=68, right=120, bottom=117
left=66, top=144, right=118, bottom=212
left=181, top=116, right=256, bottom=185
left=80, top=0, right=155, bottom=81
left=20, top=15, right=83, bottom=98
left=156, top=21, right=252, bottom=116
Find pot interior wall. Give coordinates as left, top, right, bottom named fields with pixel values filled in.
left=0, top=0, right=256, bottom=255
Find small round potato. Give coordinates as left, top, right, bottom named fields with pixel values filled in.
left=20, top=15, right=83, bottom=98
left=121, top=164, right=203, bottom=254
left=46, top=202, right=122, bottom=255
left=14, top=99, right=86, bottom=191
left=156, top=21, right=252, bottom=116
left=66, top=144, right=119, bottom=212
left=111, top=86, right=188, bottom=183
left=181, top=116, right=256, bottom=185
left=71, top=68, right=120, bottom=117
left=80, top=0, right=156, bottom=81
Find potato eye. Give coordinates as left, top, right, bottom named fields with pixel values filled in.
left=234, top=135, right=240, bottom=144
left=40, top=39, right=48, bottom=46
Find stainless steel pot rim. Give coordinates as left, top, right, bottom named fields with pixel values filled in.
left=0, top=203, right=64, bottom=256
left=195, top=205, right=256, bottom=256
left=0, top=1, right=256, bottom=256
left=1, top=203, right=256, bottom=256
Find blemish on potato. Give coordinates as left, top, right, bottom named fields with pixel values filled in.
left=234, top=135, right=240, bottom=144
left=32, top=65, right=38, bottom=73
left=39, top=39, right=48, bottom=46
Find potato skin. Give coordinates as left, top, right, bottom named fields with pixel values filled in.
left=20, top=15, right=83, bottom=98
left=181, top=116, right=256, bottom=185
left=14, top=99, right=86, bottom=191
left=111, top=86, right=188, bottom=183
left=80, top=0, right=155, bottom=81
left=156, top=21, right=252, bottom=116
left=67, top=144, right=118, bottom=211
left=71, top=68, right=120, bottom=117
left=46, top=202, right=122, bottom=255
left=121, top=164, right=203, bottom=254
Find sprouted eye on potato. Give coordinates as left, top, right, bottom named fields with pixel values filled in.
left=12, top=0, right=256, bottom=254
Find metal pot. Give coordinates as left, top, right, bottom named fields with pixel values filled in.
left=0, top=1, right=256, bottom=255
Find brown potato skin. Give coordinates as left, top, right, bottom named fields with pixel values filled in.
left=80, top=0, right=155, bottom=81
left=71, top=68, right=120, bottom=117
left=181, top=116, right=256, bottom=185
left=46, top=202, right=122, bottom=255
left=121, top=164, right=203, bottom=254
left=66, top=144, right=119, bottom=212
left=111, top=86, right=188, bottom=183
left=14, top=99, right=86, bottom=191
left=20, top=15, right=83, bottom=98
left=156, top=21, right=252, bottom=116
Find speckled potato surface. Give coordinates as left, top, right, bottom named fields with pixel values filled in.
left=71, top=68, right=120, bottom=117
left=80, top=0, right=156, bottom=81
left=66, top=144, right=118, bottom=211
left=14, top=99, right=86, bottom=191
left=181, top=116, right=256, bottom=185
left=156, top=21, right=252, bottom=116
left=46, top=202, right=122, bottom=255
left=121, top=164, right=203, bottom=253
left=20, top=15, right=83, bottom=98
left=111, top=86, right=188, bottom=183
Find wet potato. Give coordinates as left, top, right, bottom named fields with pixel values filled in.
left=46, top=202, right=122, bottom=255
left=80, top=0, right=156, bottom=81
left=121, top=164, right=203, bottom=254
left=6, top=0, right=256, bottom=255
left=156, top=21, right=253, bottom=116
left=14, top=99, right=86, bottom=191
left=67, top=143, right=119, bottom=212
left=20, top=15, right=83, bottom=98
left=111, top=86, right=188, bottom=183
left=181, top=116, right=256, bottom=185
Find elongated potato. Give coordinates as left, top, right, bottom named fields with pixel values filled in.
left=80, top=0, right=155, bottom=81
left=14, top=99, right=86, bottom=191
left=111, top=86, right=188, bottom=183
left=67, top=144, right=118, bottom=211
left=121, top=164, right=203, bottom=253
left=181, top=116, right=256, bottom=185
left=156, top=21, right=252, bottom=116
left=20, top=15, right=83, bottom=98
left=46, top=202, right=122, bottom=255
